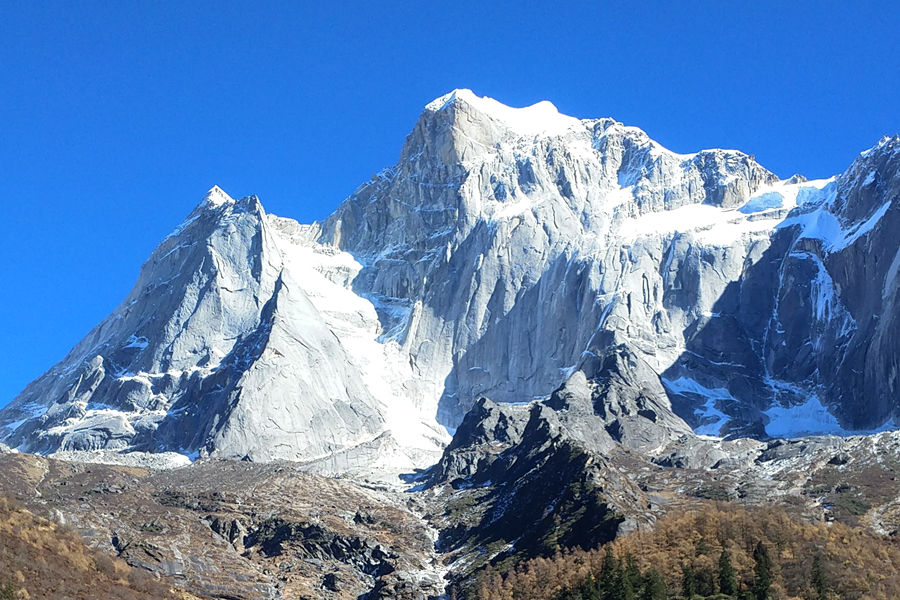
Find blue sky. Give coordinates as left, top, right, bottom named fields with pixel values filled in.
left=1, top=1, right=898, bottom=408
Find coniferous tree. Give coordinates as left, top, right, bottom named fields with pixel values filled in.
left=696, top=565, right=717, bottom=597
left=719, top=548, right=738, bottom=596
left=811, top=553, right=829, bottom=600
left=621, top=572, right=635, bottom=600
left=752, top=541, right=773, bottom=600
left=598, top=546, right=621, bottom=600
left=682, top=563, right=697, bottom=598
left=578, top=574, right=600, bottom=600
left=696, top=537, right=711, bottom=556
left=641, top=569, right=667, bottom=600
left=561, top=587, right=586, bottom=600
left=623, top=553, right=641, bottom=599
left=609, top=556, right=628, bottom=600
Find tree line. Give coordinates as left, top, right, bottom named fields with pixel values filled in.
left=474, top=503, right=899, bottom=600
left=550, top=540, right=831, bottom=600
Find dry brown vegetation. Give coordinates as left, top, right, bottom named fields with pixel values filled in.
left=474, top=503, right=900, bottom=600
left=0, top=496, right=191, bottom=600
left=0, top=453, right=446, bottom=599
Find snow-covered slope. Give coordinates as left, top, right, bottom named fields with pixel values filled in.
left=0, top=190, right=447, bottom=472
left=2, top=90, right=899, bottom=469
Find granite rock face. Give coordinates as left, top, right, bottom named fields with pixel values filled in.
left=318, top=90, right=783, bottom=431
left=2, top=89, right=899, bottom=469
left=0, top=191, right=395, bottom=469
left=664, top=135, right=900, bottom=433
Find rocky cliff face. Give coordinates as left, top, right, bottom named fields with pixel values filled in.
left=664, top=135, right=900, bottom=434
left=2, top=89, right=899, bottom=470
left=318, top=90, right=781, bottom=430
left=0, top=189, right=443, bottom=471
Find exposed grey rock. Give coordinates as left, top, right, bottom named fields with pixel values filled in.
left=0, top=190, right=389, bottom=469
left=755, top=437, right=845, bottom=464
left=318, top=90, right=781, bottom=431
left=48, top=449, right=191, bottom=470
left=549, top=342, right=693, bottom=453
left=427, top=397, right=530, bottom=485
left=2, top=90, right=899, bottom=471
left=665, top=135, right=900, bottom=432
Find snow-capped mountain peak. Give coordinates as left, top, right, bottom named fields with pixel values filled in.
left=3, top=92, right=900, bottom=473
left=201, top=184, right=234, bottom=207
left=426, top=88, right=583, bottom=137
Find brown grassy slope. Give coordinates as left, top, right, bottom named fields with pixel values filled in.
left=475, top=503, right=900, bottom=600
left=0, top=496, right=193, bottom=600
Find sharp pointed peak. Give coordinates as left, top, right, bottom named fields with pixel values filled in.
left=202, top=185, right=234, bottom=208
left=859, top=134, right=900, bottom=159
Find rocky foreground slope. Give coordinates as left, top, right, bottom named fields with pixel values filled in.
left=4, top=396, right=900, bottom=599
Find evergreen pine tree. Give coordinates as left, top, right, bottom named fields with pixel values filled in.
left=577, top=575, right=600, bottom=600
left=561, top=587, right=585, bottom=600
left=811, top=553, right=829, bottom=600
left=598, top=546, right=620, bottom=600
left=719, top=548, right=738, bottom=596
left=622, top=572, right=635, bottom=600
left=609, top=556, right=628, bottom=600
left=698, top=565, right=719, bottom=597
left=623, top=553, right=641, bottom=599
left=752, top=541, right=773, bottom=600
left=696, top=537, right=711, bottom=556
left=682, top=563, right=697, bottom=598
left=641, top=569, right=667, bottom=600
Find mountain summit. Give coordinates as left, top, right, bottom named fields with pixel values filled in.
left=2, top=91, right=899, bottom=473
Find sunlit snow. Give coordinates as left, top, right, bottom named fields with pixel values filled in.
left=427, top=89, right=583, bottom=137
left=765, top=396, right=895, bottom=439
left=662, top=376, right=733, bottom=437
left=268, top=216, right=451, bottom=459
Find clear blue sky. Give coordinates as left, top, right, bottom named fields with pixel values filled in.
left=1, top=1, right=898, bottom=408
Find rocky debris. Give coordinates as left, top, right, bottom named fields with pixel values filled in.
left=322, top=572, right=341, bottom=592
left=4, top=410, right=900, bottom=597
left=49, top=449, right=191, bottom=470
left=755, top=437, right=846, bottom=463
left=207, top=515, right=249, bottom=552
left=245, top=517, right=397, bottom=577
left=0, top=454, right=447, bottom=600
left=651, top=435, right=764, bottom=470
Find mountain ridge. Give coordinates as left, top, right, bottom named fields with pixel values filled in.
left=2, top=90, right=899, bottom=475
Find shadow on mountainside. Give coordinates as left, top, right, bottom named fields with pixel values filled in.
left=432, top=251, right=606, bottom=428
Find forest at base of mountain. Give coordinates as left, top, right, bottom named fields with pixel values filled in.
left=472, top=503, right=900, bottom=600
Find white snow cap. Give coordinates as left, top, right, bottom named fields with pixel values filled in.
left=426, top=89, right=583, bottom=137
left=202, top=185, right=234, bottom=207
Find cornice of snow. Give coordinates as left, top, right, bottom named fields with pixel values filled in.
left=422, top=90, right=778, bottom=177
left=426, top=88, right=583, bottom=137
